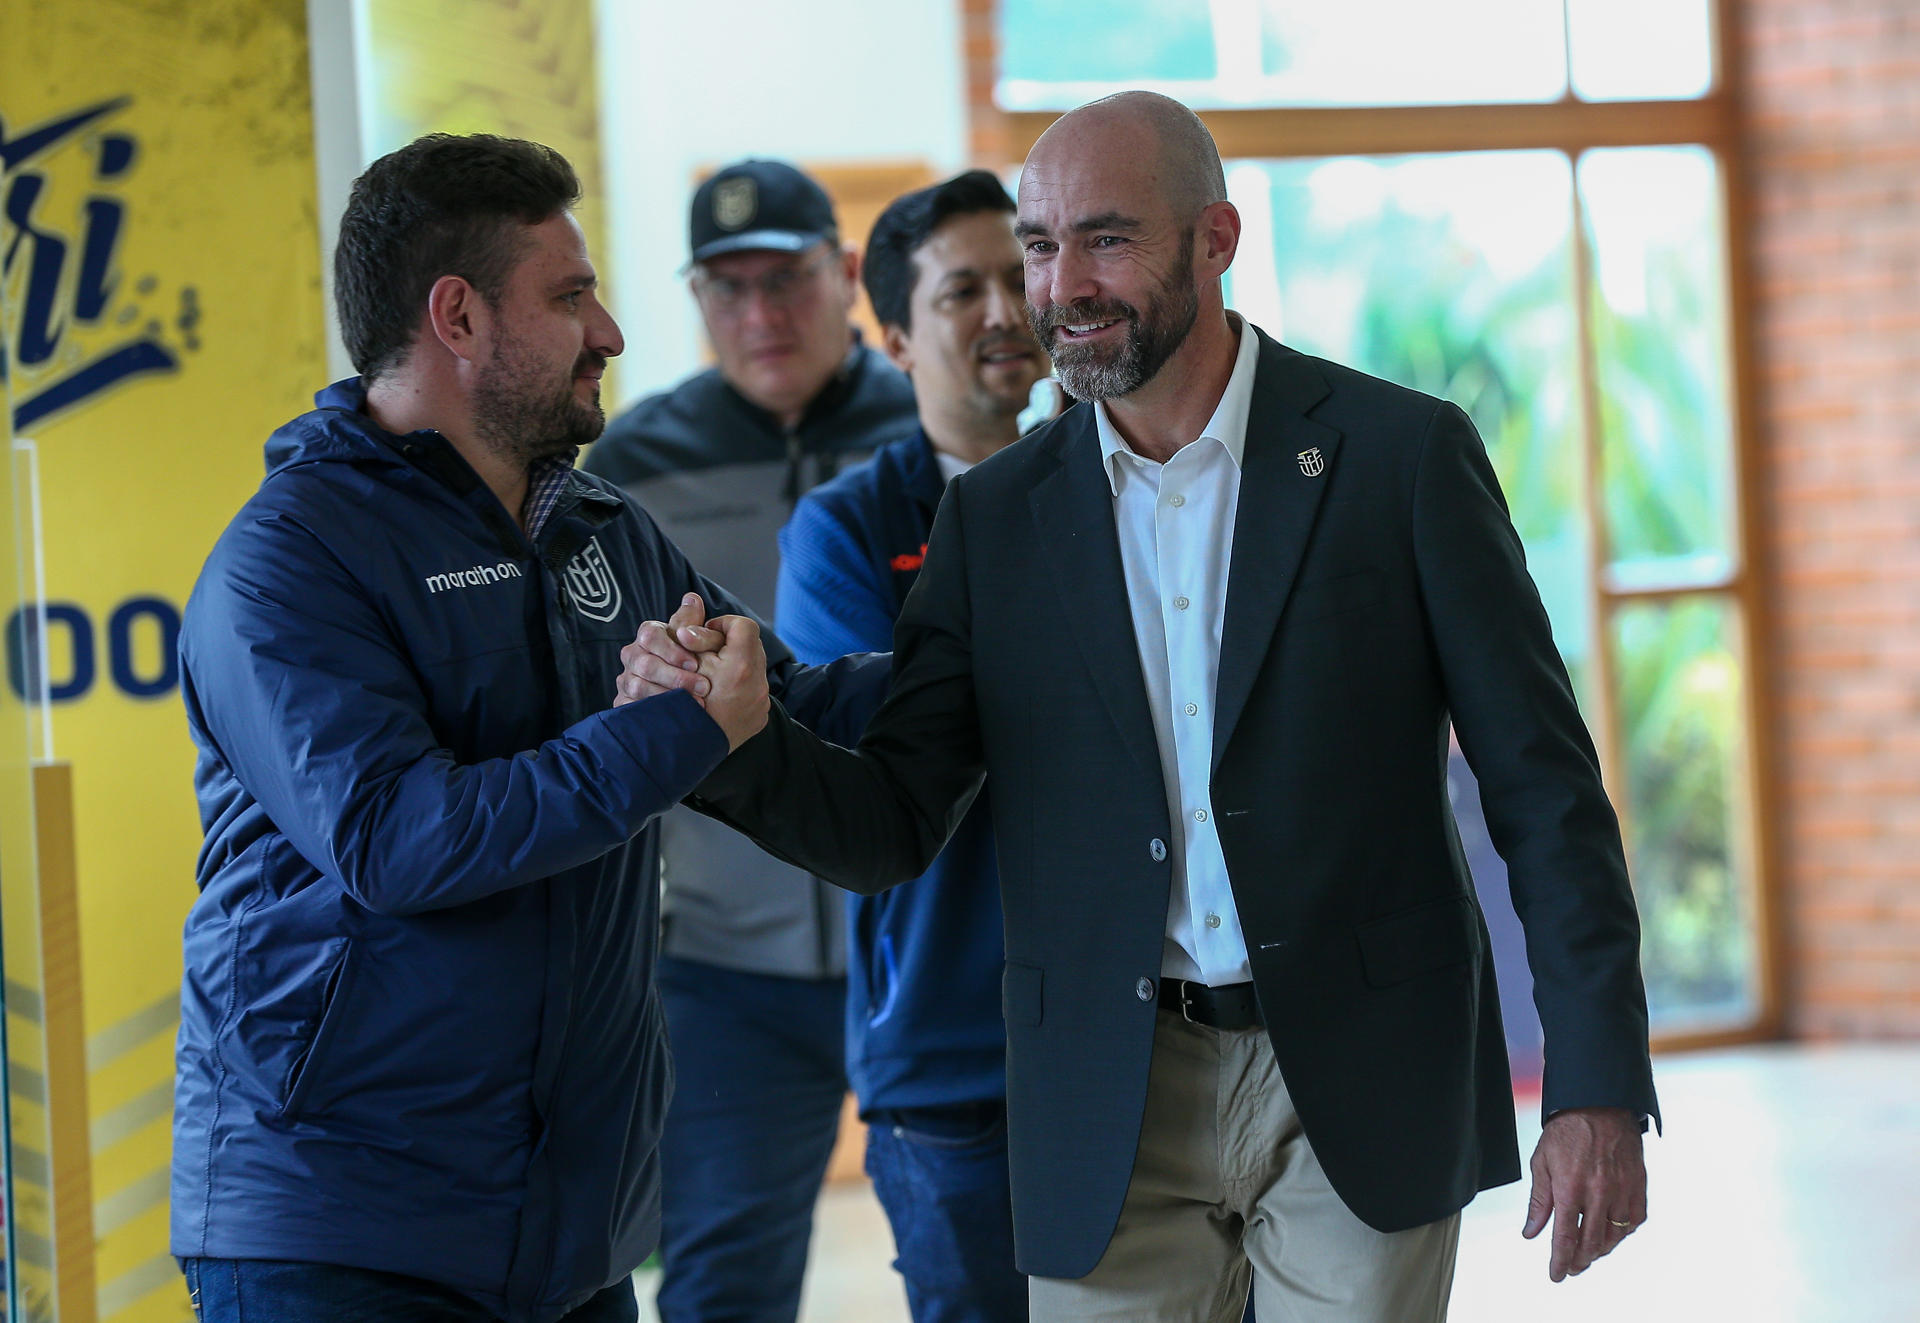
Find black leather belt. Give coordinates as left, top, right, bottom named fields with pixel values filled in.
left=1159, top=979, right=1263, bottom=1031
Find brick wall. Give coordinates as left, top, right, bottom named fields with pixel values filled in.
left=1742, top=0, right=1920, bottom=1036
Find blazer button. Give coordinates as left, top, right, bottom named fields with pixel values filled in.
left=1149, top=838, right=1167, bottom=862
left=1135, top=976, right=1155, bottom=1002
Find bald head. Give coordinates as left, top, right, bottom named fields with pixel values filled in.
left=1016, top=91, right=1240, bottom=407
left=1029, top=91, right=1226, bottom=221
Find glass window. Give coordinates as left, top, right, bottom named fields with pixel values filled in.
left=999, top=0, right=1720, bottom=109
left=1566, top=0, right=1717, bottom=101
left=998, top=0, right=1215, bottom=96
left=1211, top=148, right=1760, bottom=1034
left=1227, top=152, right=1593, bottom=696
left=1581, top=146, right=1736, bottom=588
left=1253, top=0, right=1567, bottom=106
left=1612, top=595, right=1757, bottom=1029
left=1000, top=0, right=1569, bottom=109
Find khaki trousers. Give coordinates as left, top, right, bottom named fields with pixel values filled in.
left=1028, top=1009, right=1460, bottom=1322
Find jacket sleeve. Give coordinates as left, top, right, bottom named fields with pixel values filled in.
left=182, top=511, right=730, bottom=918
left=771, top=488, right=897, bottom=746
left=776, top=490, right=899, bottom=661
left=689, top=479, right=985, bottom=894
left=636, top=496, right=892, bottom=750
left=1410, top=400, right=1660, bottom=1128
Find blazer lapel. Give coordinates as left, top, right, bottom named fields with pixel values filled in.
left=1027, top=413, right=1164, bottom=785
left=1213, top=335, right=1341, bottom=771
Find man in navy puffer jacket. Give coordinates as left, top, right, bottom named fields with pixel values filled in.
left=171, top=134, right=881, bottom=1323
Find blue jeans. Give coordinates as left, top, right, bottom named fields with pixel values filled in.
left=180, top=1258, right=637, bottom=1322
left=865, top=1100, right=1027, bottom=1323
left=654, top=955, right=848, bottom=1323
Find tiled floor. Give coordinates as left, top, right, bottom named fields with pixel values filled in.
left=635, top=1043, right=1920, bottom=1322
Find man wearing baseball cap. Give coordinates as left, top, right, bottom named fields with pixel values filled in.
left=584, top=160, right=916, bottom=1323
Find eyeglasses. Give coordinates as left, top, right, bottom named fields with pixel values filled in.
left=691, top=252, right=834, bottom=316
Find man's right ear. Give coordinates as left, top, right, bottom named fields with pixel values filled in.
left=879, top=321, right=914, bottom=376
left=426, top=274, right=486, bottom=363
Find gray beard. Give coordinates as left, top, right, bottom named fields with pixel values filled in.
left=1054, top=334, right=1156, bottom=402
left=1031, top=238, right=1200, bottom=403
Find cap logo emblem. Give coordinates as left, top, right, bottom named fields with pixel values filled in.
left=713, top=178, right=756, bottom=231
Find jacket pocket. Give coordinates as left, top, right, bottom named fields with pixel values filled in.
left=278, top=940, right=358, bottom=1120
left=1002, top=960, right=1044, bottom=1027
left=1356, top=895, right=1475, bottom=988
left=878, top=1101, right=1008, bottom=1151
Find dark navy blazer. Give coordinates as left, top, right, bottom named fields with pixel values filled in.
left=697, top=332, right=1660, bottom=1278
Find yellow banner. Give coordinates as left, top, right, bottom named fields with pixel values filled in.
left=1, top=1, right=326, bottom=1318
left=362, top=0, right=615, bottom=397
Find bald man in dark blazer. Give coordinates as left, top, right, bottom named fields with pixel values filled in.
left=623, top=92, right=1657, bottom=1322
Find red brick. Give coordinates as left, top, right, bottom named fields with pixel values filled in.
left=1746, top=0, right=1920, bottom=1042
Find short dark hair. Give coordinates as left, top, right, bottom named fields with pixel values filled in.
left=334, top=133, right=581, bottom=380
left=862, top=169, right=1015, bottom=333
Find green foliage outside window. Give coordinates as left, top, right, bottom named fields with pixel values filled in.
left=1614, top=599, right=1754, bottom=1023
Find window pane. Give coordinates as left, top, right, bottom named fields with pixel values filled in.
left=1580, top=147, right=1736, bottom=585
left=1567, top=0, right=1716, bottom=101
left=997, top=0, right=1566, bottom=109
left=1611, top=595, right=1757, bottom=1029
left=998, top=0, right=1214, bottom=98
left=1255, top=0, right=1566, bottom=106
left=1225, top=153, right=1593, bottom=695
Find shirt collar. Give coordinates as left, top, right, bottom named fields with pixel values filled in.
left=934, top=450, right=976, bottom=485
left=1096, top=312, right=1259, bottom=497
left=522, top=449, right=579, bottom=541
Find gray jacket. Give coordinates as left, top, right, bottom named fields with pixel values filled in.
left=583, top=340, right=917, bottom=977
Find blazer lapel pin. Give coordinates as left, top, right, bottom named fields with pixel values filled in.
left=1296, top=447, right=1326, bottom=478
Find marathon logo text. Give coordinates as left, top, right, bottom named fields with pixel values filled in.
left=424, top=562, right=524, bottom=594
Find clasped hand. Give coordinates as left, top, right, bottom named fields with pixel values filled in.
left=616, top=593, right=768, bottom=751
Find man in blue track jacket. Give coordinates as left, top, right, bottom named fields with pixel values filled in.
left=171, top=134, right=879, bottom=1323
left=774, top=171, right=1048, bottom=1322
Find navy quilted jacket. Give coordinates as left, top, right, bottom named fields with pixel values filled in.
left=172, top=380, right=881, bottom=1322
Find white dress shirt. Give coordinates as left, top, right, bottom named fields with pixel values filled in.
left=1095, top=315, right=1261, bottom=986
left=934, top=449, right=976, bottom=484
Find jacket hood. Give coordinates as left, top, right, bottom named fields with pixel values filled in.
left=263, top=378, right=414, bottom=479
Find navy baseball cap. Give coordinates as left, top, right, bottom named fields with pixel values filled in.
left=689, top=159, right=839, bottom=265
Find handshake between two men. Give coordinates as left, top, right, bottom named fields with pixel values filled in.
left=615, top=592, right=770, bottom=751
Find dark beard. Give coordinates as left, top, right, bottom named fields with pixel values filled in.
left=472, top=339, right=607, bottom=466
left=1026, top=229, right=1199, bottom=402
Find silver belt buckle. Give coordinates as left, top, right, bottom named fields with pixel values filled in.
left=1177, top=980, right=1200, bottom=1024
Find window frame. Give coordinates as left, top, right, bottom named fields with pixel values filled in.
left=964, top=0, right=1780, bottom=1051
